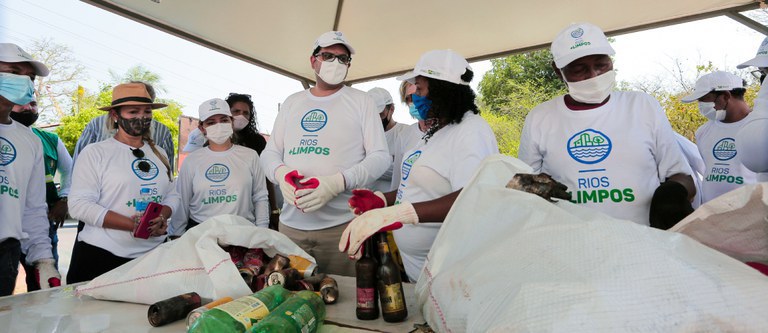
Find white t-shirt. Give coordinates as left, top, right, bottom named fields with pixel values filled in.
left=0, top=120, right=51, bottom=264
left=69, top=138, right=178, bottom=258
left=695, top=115, right=758, bottom=203
left=261, top=86, right=390, bottom=230
left=172, top=145, right=269, bottom=233
left=372, top=122, right=418, bottom=192
left=519, top=91, right=692, bottom=226
left=393, top=113, right=499, bottom=282
left=674, top=133, right=705, bottom=208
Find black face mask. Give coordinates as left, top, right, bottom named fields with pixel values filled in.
left=116, top=114, right=151, bottom=137
left=381, top=117, right=390, bottom=129
left=10, top=111, right=38, bottom=127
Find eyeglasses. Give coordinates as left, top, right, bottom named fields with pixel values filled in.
left=314, top=52, right=352, bottom=65
left=131, top=148, right=151, bottom=173
left=228, top=93, right=252, bottom=100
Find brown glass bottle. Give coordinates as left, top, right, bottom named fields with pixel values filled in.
left=375, top=232, right=407, bottom=322
left=356, top=239, right=379, bottom=320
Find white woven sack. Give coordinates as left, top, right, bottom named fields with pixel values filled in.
left=76, top=214, right=313, bottom=305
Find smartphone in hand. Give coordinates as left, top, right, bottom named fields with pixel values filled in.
left=134, top=202, right=162, bottom=239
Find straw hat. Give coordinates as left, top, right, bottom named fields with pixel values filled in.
left=99, top=82, right=167, bottom=111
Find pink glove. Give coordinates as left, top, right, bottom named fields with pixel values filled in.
left=339, top=202, right=419, bottom=259
left=295, top=173, right=345, bottom=213
left=34, top=258, right=61, bottom=289
left=275, top=165, right=304, bottom=207
left=348, top=189, right=386, bottom=215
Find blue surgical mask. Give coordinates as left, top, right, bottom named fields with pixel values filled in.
left=411, top=93, right=432, bottom=120
left=408, top=103, right=422, bottom=120
left=0, top=72, right=35, bottom=106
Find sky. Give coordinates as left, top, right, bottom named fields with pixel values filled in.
left=1, top=0, right=766, bottom=133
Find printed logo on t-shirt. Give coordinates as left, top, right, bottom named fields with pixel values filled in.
left=301, top=109, right=328, bottom=132
left=712, top=138, right=737, bottom=161
left=567, top=129, right=612, bottom=164
left=132, top=159, right=159, bottom=180
left=205, top=163, right=230, bottom=182
left=0, top=137, right=17, bottom=166
left=401, top=150, right=422, bottom=181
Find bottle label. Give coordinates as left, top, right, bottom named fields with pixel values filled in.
left=356, top=287, right=376, bottom=308
left=380, top=283, right=406, bottom=313
left=279, top=303, right=317, bottom=333
left=216, top=296, right=269, bottom=328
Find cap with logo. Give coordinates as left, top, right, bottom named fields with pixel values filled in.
left=396, top=49, right=472, bottom=85
left=314, top=31, right=355, bottom=55
left=0, top=43, right=50, bottom=77
left=681, top=71, right=744, bottom=103
left=737, top=37, right=768, bottom=69
left=198, top=98, right=231, bottom=121
left=551, top=22, right=615, bottom=69
left=99, top=83, right=167, bottom=111
left=367, top=87, right=393, bottom=111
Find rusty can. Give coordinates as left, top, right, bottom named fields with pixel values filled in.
left=319, top=276, right=339, bottom=304
left=226, top=246, right=248, bottom=268
left=239, top=267, right=256, bottom=286
left=148, top=292, right=209, bottom=327
left=287, top=255, right=319, bottom=279
left=264, top=254, right=290, bottom=274
left=185, top=296, right=233, bottom=329
left=294, top=279, right=315, bottom=291
left=266, top=267, right=299, bottom=289
left=252, top=273, right=268, bottom=292
left=242, top=248, right=266, bottom=275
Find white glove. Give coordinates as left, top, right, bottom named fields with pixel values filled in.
left=339, top=202, right=419, bottom=259
left=348, top=188, right=386, bottom=216
left=34, top=258, right=61, bottom=289
left=295, top=173, right=345, bottom=213
left=275, top=165, right=302, bottom=208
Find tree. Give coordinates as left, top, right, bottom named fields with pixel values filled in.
left=109, top=65, right=167, bottom=94
left=26, top=38, right=87, bottom=123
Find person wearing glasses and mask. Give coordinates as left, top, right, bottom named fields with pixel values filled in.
left=171, top=98, right=269, bottom=235
left=261, top=31, right=389, bottom=276
left=680, top=72, right=756, bottom=205
left=518, top=22, right=695, bottom=230
left=67, top=83, right=178, bottom=283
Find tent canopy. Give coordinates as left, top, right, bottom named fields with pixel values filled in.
left=81, top=0, right=764, bottom=85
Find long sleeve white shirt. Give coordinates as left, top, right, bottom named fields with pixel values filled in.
left=0, top=121, right=52, bottom=264
left=172, top=145, right=269, bottom=235
left=261, top=86, right=390, bottom=230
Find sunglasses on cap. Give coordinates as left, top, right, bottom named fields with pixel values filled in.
left=131, top=148, right=151, bottom=173
left=228, top=93, right=252, bottom=100
left=314, top=52, right=352, bottom=65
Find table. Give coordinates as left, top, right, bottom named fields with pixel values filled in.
left=0, top=275, right=424, bottom=332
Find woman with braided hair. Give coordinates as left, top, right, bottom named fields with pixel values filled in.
left=67, top=82, right=179, bottom=283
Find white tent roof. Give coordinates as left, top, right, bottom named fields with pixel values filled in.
left=81, top=0, right=763, bottom=85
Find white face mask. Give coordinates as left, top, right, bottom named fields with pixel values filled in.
left=204, top=122, right=233, bottom=145
left=565, top=70, right=616, bottom=104
left=697, top=101, right=726, bottom=121
left=232, top=115, right=249, bottom=131
left=316, top=59, right=348, bottom=85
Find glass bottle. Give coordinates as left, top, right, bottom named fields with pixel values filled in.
left=376, top=232, right=408, bottom=322
left=356, top=239, right=379, bottom=320
left=187, top=285, right=291, bottom=333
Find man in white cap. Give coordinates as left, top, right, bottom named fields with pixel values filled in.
left=518, top=23, right=695, bottom=230
left=260, top=31, right=389, bottom=275
left=366, top=87, right=416, bottom=192
left=681, top=71, right=756, bottom=204
left=735, top=37, right=768, bottom=182
left=0, top=42, right=60, bottom=295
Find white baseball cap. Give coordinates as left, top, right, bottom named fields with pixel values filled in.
left=737, top=37, right=768, bottom=69
left=396, top=49, right=472, bottom=85
left=551, top=22, right=615, bottom=69
left=681, top=71, right=744, bottom=103
left=367, top=87, right=393, bottom=111
left=314, top=31, right=355, bottom=55
left=198, top=98, right=231, bottom=121
left=182, top=128, right=206, bottom=152
left=0, top=43, right=50, bottom=76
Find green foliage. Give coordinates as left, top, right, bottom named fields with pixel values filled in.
left=480, top=111, right=523, bottom=157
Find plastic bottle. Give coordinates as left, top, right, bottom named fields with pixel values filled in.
left=248, top=290, right=326, bottom=333
left=356, top=239, right=379, bottom=320
left=187, top=285, right=291, bottom=333
left=376, top=232, right=408, bottom=322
